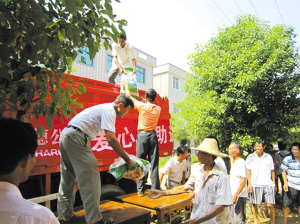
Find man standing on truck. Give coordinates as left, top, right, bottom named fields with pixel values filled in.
left=57, top=95, right=135, bottom=224
left=122, top=81, right=161, bottom=196
left=108, top=33, right=136, bottom=84
left=0, top=118, right=59, bottom=224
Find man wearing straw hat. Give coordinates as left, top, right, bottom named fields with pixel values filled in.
left=149, top=136, right=233, bottom=224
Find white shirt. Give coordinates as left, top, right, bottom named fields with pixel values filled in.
left=275, top=150, right=290, bottom=175
left=246, top=152, right=275, bottom=187
left=111, top=42, right=136, bottom=69
left=162, top=157, right=186, bottom=183
left=68, top=103, right=116, bottom=140
left=185, top=164, right=233, bottom=223
left=230, top=158, right=248, bottom=198
left=185, top=157, right=193, bottom=179
left=215, top=157, right=227, bottom=173
left=0, top=182, right=59, bottom=224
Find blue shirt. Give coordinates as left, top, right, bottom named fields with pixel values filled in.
left=281, top=155, right=300, bottom=191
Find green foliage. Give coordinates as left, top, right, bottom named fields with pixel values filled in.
left=180, top=15, right=300, bottom=151
left=0, top=0, right=126, bottom=135
left=170, top=111, right=190, bottom=141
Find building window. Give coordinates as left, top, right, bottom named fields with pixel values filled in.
left=136, top=67, right=145, bottom=83
left=78, top=46, right=93, bottom=66
left=173, top=76, right=179, bottom=90
left=107, top=55, right=113, bottom=72
left=173, top=104, right=179, bottom=114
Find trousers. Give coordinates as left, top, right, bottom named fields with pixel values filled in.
left=57, top=127, right=102, bottom=224
left=136, top=131, right=160, bottom=194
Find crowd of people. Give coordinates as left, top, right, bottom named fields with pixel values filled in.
left=150, top=137, right=300, bottom=224
left=1, top=33, right=299, bottom=224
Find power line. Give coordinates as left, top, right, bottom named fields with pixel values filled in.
left=249, top=0, right=260, bottom=19
left=212, top=0, right=233, bottom=25
left=274, top=0, right=285, bottom=25
left=234, top=0, right=244, bottom=15
left=204, top=0, right=227, bottom=25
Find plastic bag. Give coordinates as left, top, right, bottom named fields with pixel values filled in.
left=109, top=155, right=151, bottom=180
left=120, top=67, right=139, bottom=99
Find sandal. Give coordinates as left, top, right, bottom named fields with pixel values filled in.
left=98, top=217, right=114, bottom=224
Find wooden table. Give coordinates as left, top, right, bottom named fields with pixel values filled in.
left=72, top=200, right=151, bottom=224
left=116, top=190, right=193, bottom=224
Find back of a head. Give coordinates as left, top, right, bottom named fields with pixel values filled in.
left=146, top=89, right=157, bottom=103
left=0, top=118, right=38, bottom=175
left=278, top=141, right=286, bottom=151
left=180, top=139, right=187, bottom=146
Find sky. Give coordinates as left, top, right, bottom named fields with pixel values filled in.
left=111, top=0, right=300, bottom=72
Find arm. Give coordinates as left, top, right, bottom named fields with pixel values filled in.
left=271, top=169, right=277, bottom=192
left=182, top=205, right=225, bottom=224
left=113, top=56, right=124, bottom=74
left=282, top=170, right=289, bottom=192
left=232, top=177, right=246, bottom=203
left=247, top=169, right=253, bottom=193
left=121, top=80, right=136, bottom=103
left=132, top=58, right=136, bottom=75
left=148, top=185, right=187, bottom=199
left=105, top=130, right=134, bottom=170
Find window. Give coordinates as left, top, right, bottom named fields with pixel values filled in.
left=107, top=55, right=113, bottom=72
left=173, top=104, right=179, bottom=114
left=173, top=76, right=179, bottom=90
left=78, top=46, right=93, bottom=66
left=136, top=67, right=145, bottom=83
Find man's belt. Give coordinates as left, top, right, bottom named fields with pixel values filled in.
left=67, top=125, right=87, bottom=137
left=138, top=130, right=156, bottom=133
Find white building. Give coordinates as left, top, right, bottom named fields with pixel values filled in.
left=72, top=45, right=156, bottom=91
left=153, top=63, right=187, bottom=115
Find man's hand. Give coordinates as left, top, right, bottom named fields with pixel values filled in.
left=248, top=184, right=253, bottom=193
left=119, top=67, right=124, bottom=74
left=132, top=69, right=136, bottom=75
left=232, top=194, right=238, bottom=204
left=125, top=159, right=135, bottom=171
left=283, top=183, right=289, bottom=192
left=148, top=190, right=167, bottom=199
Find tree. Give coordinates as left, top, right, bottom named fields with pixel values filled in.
left=170, top=111, right=190, bottom=142
left=0, top=0, right=126, bottom=135
left=179, top=15, right=300, bottom=151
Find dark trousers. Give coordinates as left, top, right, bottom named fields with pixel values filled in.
left=108, top=67, right=119, bottom=84
left=136, top=131, right=160, bottom=194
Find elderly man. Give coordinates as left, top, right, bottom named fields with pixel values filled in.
left=149, top=136, right=233, bottom=224
left=228, top=142, right=247, bottom=224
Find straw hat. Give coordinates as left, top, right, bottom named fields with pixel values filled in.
left=191, top=138, right=228, bottom=158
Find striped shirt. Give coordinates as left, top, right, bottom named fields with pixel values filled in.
left=281, top=155, right=300, bottom=191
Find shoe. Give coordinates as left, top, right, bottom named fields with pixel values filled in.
left=59, top=215, right=77, bottom=224
left=97, top=217, right=114, bottom=224
left=138, top=192, right=145, bottom=197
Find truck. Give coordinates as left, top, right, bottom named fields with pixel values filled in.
left=18, top=73, right=173, bottom=211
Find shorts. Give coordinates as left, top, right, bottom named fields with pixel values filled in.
left=283, top=187, right=300, bottom=208
left=249, top=186, right=275, bottom=205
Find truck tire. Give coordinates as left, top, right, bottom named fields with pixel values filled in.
left=100, top=184, right=126, bottom=200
